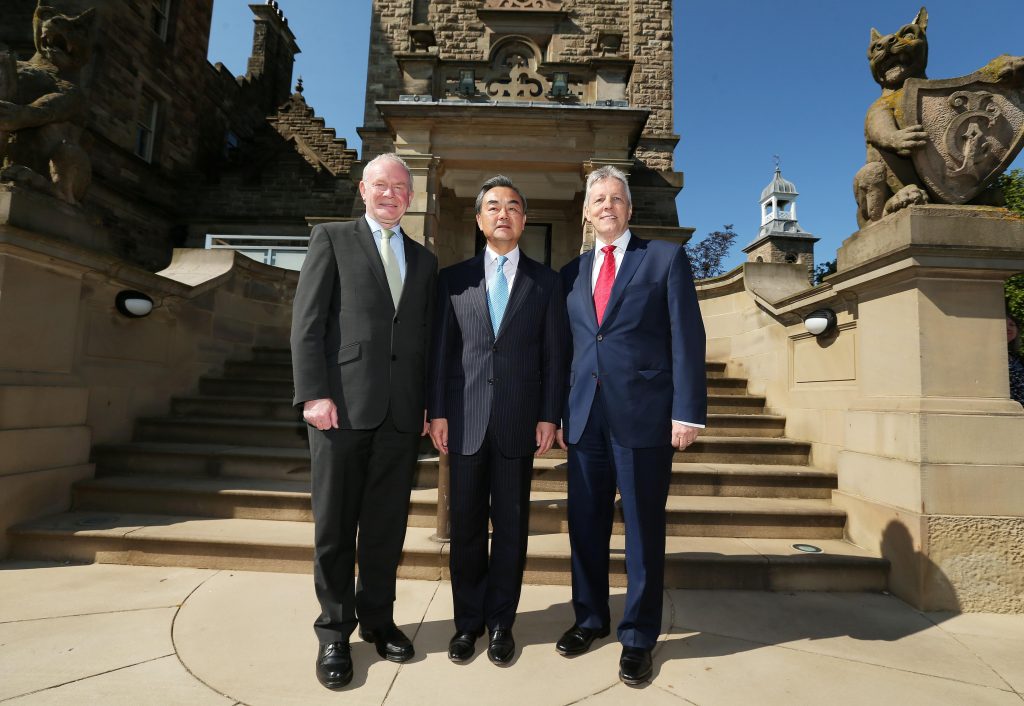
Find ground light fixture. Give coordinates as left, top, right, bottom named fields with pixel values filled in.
left=115, top=290, right=154, bottom=318
left=803, top=308, right=837, bottom=337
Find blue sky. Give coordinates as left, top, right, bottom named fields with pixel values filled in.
left=208, top=1, right=1023, bottom=269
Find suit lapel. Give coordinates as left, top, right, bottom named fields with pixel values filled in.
left=572, top=248, right=599, bottom=331
left=465, top=253, right=491, bottom=333
left=599, top=236, right=646, bottom=330
left=397, top=238, right=421, bottom=313
left=496, top=253, right=536, bottom=339
left=352, top=218, right=391, bottom=304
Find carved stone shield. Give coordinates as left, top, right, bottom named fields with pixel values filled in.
left=902, top=70, right=1024, bottom=203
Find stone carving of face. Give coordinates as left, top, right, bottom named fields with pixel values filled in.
left=868, top=7, right=928, bottom=90
left=33, top=5, right=96, bottom=72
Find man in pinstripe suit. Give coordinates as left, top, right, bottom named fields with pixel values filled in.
left=428, top=175, right=568, bottom=666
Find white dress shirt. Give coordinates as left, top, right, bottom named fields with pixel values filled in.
left=484, top=245, right=520, bottom=293
left=591, top=229, right=704, bottom=429
left=364, top=214, right=407, bottom=280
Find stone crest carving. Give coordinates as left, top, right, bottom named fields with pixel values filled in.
left=484, top=0, right=562, bottom=9
left=902, top=67, right=1024, bottom=203
left=0, top=3, right=96, bottom=205
left=485, top=43, right=545, bottom=99
left=852, top=7, right=1024, bottom=227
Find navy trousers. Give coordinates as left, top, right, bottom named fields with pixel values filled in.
left=449, top=425, right=533, bottom=633
left=567, top=391, right=673, bottom=650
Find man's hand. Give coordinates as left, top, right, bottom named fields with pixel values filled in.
left=429, top=418, right=449, bottom=454
left=535, top=421, right=557, bottom=456
left=671, top=422, right=699, bottom=451
left=303, top=398, right=338, bottom=431
left=555, top=428, right=567, bottom=451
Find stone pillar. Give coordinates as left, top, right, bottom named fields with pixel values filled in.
left=398, top=154, right=439, bottom=250
left=830, top=205, right=1024, bottom=612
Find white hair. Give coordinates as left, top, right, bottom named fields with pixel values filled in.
left=362, top=153, right=412, bottom=185
left=584, top=165, right=632, bottom=208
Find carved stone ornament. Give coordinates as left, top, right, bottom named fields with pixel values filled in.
left=484, top=0, right=562, bottom=9
left=0, top=3, right=96, bottom=205
left=485, top=44, right=545, bottom=99
left=902, top=68, right=1024, bottom=203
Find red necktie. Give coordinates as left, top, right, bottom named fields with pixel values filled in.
left=594, top=244, right=616, bottom=324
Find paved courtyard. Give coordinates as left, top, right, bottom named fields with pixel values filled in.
left=1, top=561, right=1022, bottom=705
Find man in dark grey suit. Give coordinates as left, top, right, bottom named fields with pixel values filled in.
left=428, top=176, right=568, bottom=666
left=291, top=153, right=437, bottom=690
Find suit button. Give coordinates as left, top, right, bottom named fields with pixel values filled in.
left=592, top=372, right=598, bottom=379
left=597, top=334, right=603, bottom=341
left=391, top=354, right=397, bottom=361
left=488, top=378, right=495, bottom=384
left=492, top=345, right=498, bottom=352
left=393, top=316, right=399, bottom=324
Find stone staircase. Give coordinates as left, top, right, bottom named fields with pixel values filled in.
left=8, top=347, right=888, bottom=591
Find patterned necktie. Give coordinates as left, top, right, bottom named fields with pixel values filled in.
left=380, top=228, right=403, bottom=308
left=594, top=244, right=616, bottom=324
left=488, top=254, right=509, bottom=337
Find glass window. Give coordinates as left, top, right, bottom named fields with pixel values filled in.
left=151, top=0, right=171, bottom=40
left=135, top=93, right=159, bottom=162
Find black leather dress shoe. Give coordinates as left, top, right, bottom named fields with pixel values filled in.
left=487, top=627, right=515, bottom=665
left=448, top=627, right=484, bottom=663
left=619, top=646, right=653, bottom=685
left=316, top=641, right=353, bottom=690
left=359, top=624, right=414, bottom=663
left=555, top=624, right=610, bottom=656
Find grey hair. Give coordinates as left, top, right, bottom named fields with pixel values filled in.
left=362, top=153, right=412, bottom=185
left=475, top=175, right=528, bottom=214
left=584, top=165, right=632, bottom=208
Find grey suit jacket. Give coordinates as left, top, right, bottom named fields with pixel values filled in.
left=290, top=218, right=437, bottom=432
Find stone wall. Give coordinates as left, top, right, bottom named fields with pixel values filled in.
left=0, top=194, right=299, bottom=557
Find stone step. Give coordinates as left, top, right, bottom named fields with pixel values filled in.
left=7, top=511, right=887, bottom=591
left=251, top=346, right=292, bottom=364
left=173, top=394, right=770, bottom=420
left=93, top=441, right=832, bottom=498
left=529, top=459, right=835, bottom=499
left=139, top=414, right=786, bottom=450
left=198, top=376, right=752, bottom=399
left=236, top=353, right=732, bottom=379
left=72, top=475, right=844, bottom=539
left=543, top=437, right=811, bottom=465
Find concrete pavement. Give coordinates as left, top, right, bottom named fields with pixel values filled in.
left=1, top=561, right=1022, bottom=705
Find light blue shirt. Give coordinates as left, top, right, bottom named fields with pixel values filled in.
left=364, top=214, right=407, bottom=280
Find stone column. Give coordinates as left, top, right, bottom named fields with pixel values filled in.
left=830, top=205, right=1024, bottom=612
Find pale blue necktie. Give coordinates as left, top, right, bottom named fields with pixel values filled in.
left=488, top=255, right=509, bottom=336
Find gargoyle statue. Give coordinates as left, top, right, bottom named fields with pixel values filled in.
left=853, top=7, right=1024, bottom=227
left=0, top=3, right=96, bottom=205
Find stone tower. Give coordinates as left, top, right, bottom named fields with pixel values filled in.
left=742, top=166, right=818, bottom=272
left=357, top=0, right=691, bottom=268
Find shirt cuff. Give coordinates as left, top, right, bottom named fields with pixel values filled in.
left=672, top=420, right=705, bottom=428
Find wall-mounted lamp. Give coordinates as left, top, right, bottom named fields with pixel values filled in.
left=457, top=69, right=476, bottom=96
left=549, top=72, right=570, bottom=98
left=115, top=290, right=154, bottom=318
left=803, top=308, right=837, bottom=337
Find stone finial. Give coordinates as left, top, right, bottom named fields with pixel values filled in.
left=295, top=76, right=304, bottom=94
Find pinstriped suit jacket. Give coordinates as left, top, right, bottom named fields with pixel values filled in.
left=427, top=251, right=569, bottom=457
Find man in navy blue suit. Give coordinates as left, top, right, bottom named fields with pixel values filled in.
left=555, top=165, right=706, bottom=685
left=428, top=175, right=568, bottom=666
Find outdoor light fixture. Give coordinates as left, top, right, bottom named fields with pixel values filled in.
left=457, top=69, right=476, bottom=96
left=549, top=72, right=570, bottom=98
left=115, top=290, right=154, bottom=318
left=803, top=308, right=837, bottom=337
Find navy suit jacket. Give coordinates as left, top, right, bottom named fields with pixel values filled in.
left=428, top=251, right=569, bottom=457
left=560, top=235, right=707, bottom=447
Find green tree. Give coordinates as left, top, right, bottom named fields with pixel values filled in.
left=686, top=224, right=738, bottom=280
left=1000, top=169, right=1024, bottom=322
left=813, top=258, right=837, bottom=285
